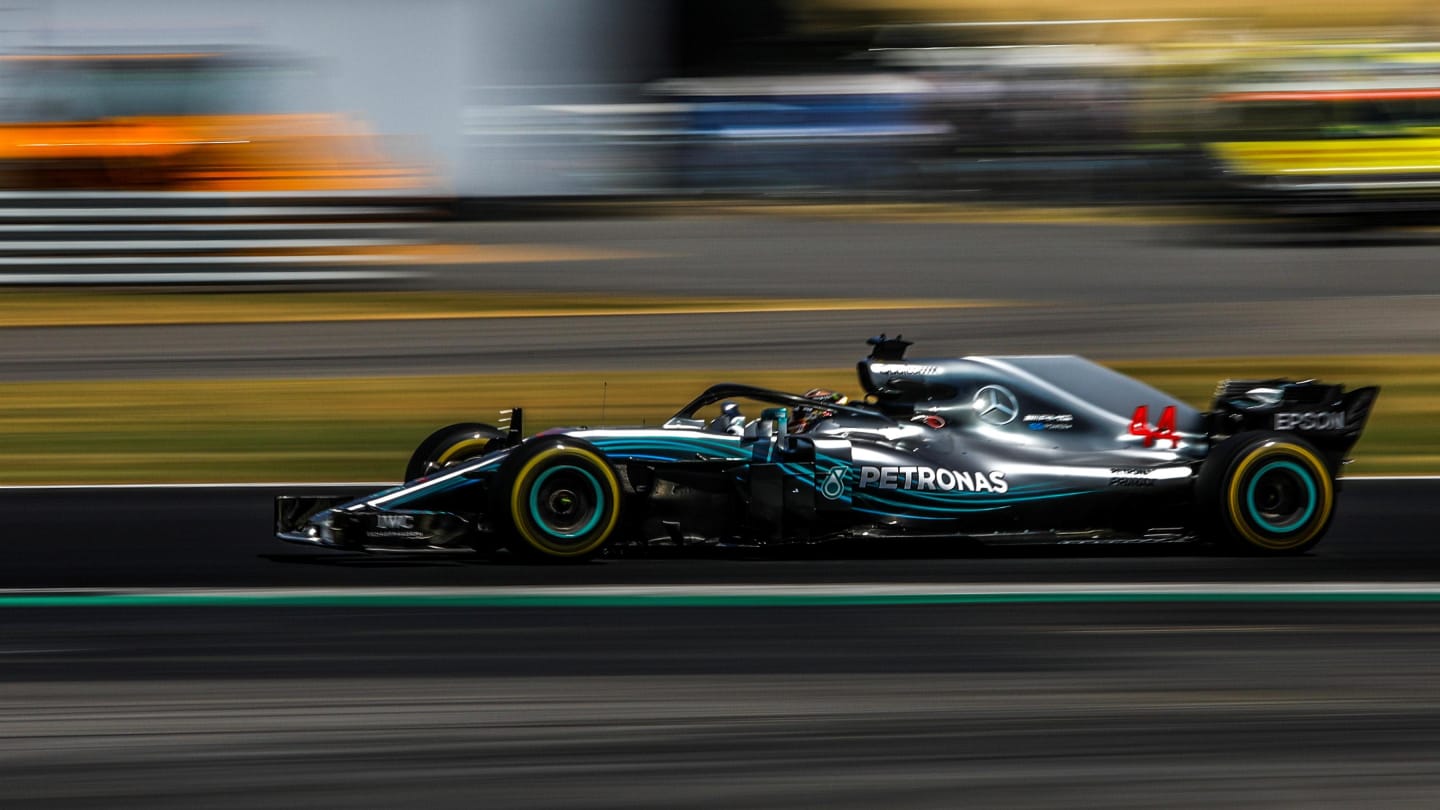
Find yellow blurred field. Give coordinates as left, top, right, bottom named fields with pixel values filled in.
left=0, top=356, right=1429, bottom=483
left=806, top=0, right=1438, bottom=32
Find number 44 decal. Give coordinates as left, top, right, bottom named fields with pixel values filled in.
left=1129, top=405, right=1180, bottom=448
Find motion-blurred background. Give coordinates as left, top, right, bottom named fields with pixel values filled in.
left=4, top=0, right=1440, bottom=210
left=0, top=0, right=1436, bottom=481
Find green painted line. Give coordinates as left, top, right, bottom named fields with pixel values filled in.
left=7, top=591, right=1440, bottom=608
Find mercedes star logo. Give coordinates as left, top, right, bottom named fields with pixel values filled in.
left=972, top=385, right=1019, bottom=426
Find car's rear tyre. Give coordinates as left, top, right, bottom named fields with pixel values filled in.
left=1196, top=431, right=1335, bottom=554
left=499, top=438, right=623, bottom=562
left=405, top=423, right=507, bottom=482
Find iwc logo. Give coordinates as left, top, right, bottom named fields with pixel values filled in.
left=376, top=514, right=415, bottom=530
left=973, top=385, right=1019, bottom=426
left=820, top=466, right=848, bottom=500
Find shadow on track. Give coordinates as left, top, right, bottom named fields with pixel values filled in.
left=262, top=537, right=1219, bottom=571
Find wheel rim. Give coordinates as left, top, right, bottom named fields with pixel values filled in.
left=1245, top=460, right=1317, bottom=533
left=527, top=465, right=603, bottom=539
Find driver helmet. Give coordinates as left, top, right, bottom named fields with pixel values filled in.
left=793, top=388, right=849, bottom=431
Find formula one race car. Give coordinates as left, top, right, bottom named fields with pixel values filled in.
left=276, top=336, right=1379, bottom=560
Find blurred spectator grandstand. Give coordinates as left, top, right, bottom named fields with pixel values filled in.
left=0, top=0, right=1436, bottom=238
left=1204, top=42, right=1440, bottom=216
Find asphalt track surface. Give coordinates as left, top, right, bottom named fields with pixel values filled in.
left=2, top=479, right=1434, bottom=589
left=4, top=218, right=1440, bottom=381
left=3, top=481, right=1440, bottom=808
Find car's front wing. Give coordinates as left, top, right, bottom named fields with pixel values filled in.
left=275, top=494, right=476, bottom=553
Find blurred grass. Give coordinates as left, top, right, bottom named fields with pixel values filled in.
left=0, top=356, right=1430, bottom=484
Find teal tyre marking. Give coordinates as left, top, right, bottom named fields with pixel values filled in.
left=1245, top=460, right=1317, bottom=533
left=527, top=464, right=604, bottom=539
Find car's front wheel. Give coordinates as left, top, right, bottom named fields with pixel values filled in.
left=499, top=438, right=623, bottom=562
left=405, top=423, right=507, bottom=482
left=1196, top=431, right=1335, bottom=554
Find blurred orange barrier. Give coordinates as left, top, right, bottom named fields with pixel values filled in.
left=0, top=50, right=433, bottom=194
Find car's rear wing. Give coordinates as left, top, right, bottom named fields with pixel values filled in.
left=1204, top=379, right=1380, bottom=467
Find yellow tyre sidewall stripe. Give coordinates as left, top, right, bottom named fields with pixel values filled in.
left=1224, top=441, right=1333, bottom=551
left=509, top=444, right=621, bottom=557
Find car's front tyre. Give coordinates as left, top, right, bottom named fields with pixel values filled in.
left=1197, top=431, right=1335, bottom=554
left=405, top=423, right=508, bottom=482
left=499, top=438, right=623, bottom=562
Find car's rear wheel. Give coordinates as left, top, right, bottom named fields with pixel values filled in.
left=1197, top=431, right=1335, bottom=554
left=499, top=438, right=623, bottom=562
left=405, top=423, right=507, bottom=482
